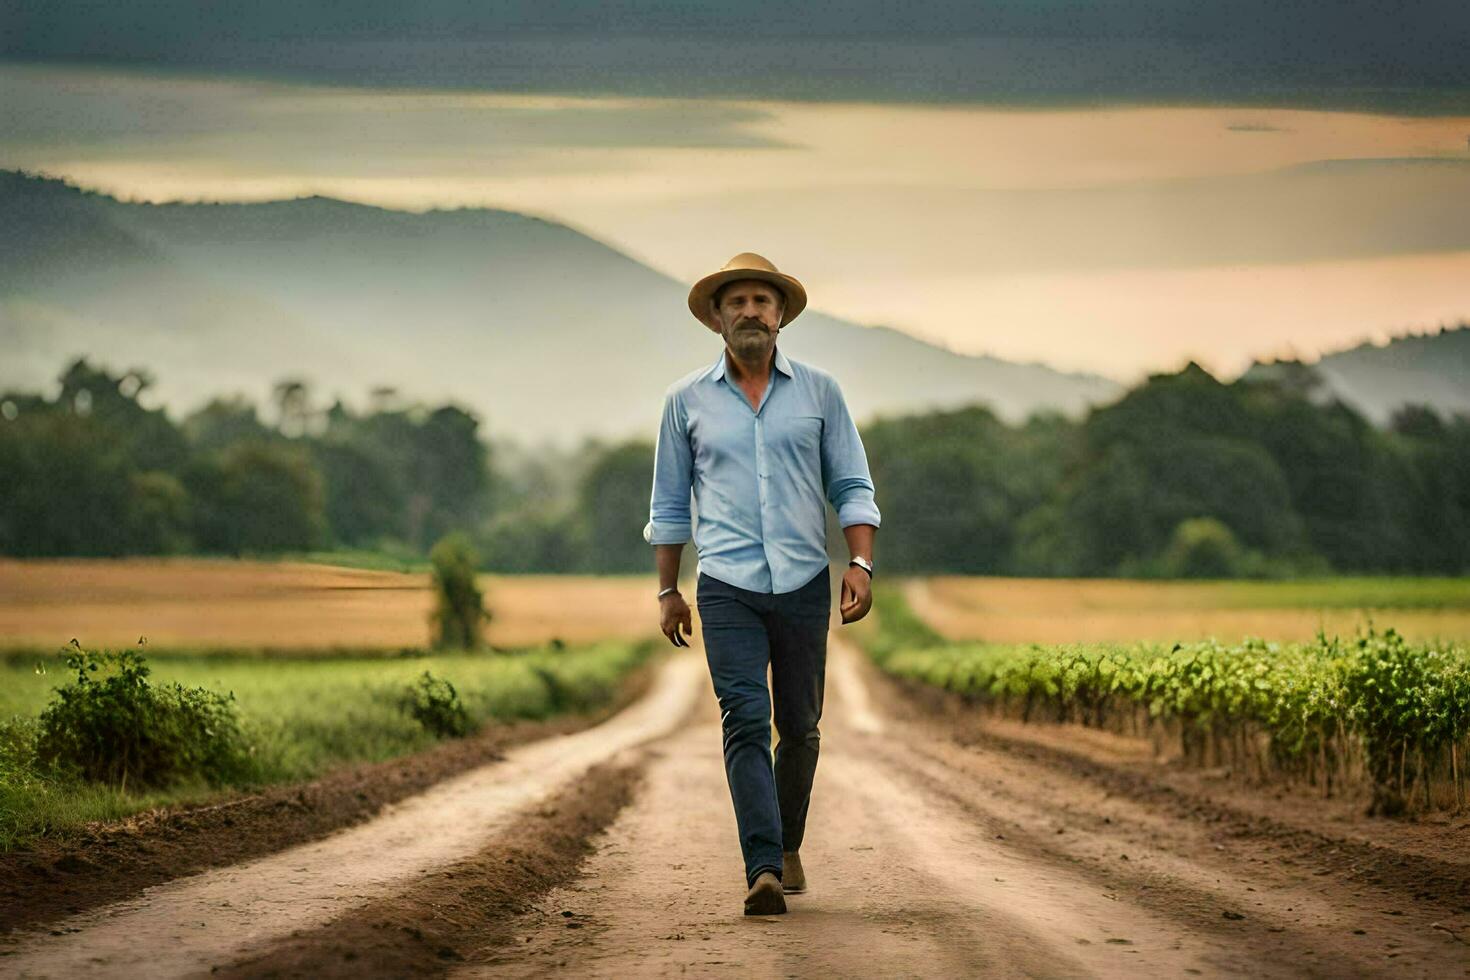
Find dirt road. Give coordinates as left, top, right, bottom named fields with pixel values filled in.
left=459, top=642, right=1468, bottom=978
left=463, top=650, right=1227, bottom=977
left=4, top=638, right=1468, bottom=978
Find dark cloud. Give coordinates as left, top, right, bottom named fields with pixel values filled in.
left=4, top=1, right=1469, bottom=113
left=0, top=67, right=791, bottom=160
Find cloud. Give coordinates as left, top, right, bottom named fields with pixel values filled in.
left=6, top=62, right=1469, bottom=381
left=0, top=64, right=791, bottom=174
left=4, top=3, right=1469, bottom=114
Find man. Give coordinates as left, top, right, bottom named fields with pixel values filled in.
left=643, top=252, right=880, bottom=916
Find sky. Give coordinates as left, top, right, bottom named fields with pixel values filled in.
left=4, top=2, right=1470, bottom=382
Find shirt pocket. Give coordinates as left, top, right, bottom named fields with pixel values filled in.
left=770, top=413, right=824, bottom=457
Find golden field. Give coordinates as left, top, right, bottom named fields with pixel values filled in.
left=906, top=576, right=1470, bottom=645
left=3, top=560, right=1467, bottom=651
left=0, top=559, right=661, bottom=650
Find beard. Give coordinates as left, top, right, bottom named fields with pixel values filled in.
left=727, top=318, right=775, bottom=357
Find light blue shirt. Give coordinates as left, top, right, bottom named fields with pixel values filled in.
left=644, top=345, right=881, bottom=594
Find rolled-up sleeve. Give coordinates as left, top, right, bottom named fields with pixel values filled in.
left=644, top=389, right=694, bottom=545
left=820, top=377, right=881, bottom=529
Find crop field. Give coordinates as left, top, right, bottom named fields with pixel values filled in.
left=0, top=558, right=661, bottom=650
left=0, top=558, right=664, bottom=851
left=906, top=575, right=1470, bottom=645
left=5, top=561, right=1470, bottom=976
left=859, top=585, right=1470, bottom=814
left=0, top=639, right=653, bottom=849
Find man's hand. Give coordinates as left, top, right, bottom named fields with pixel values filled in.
left=659, top=591, right=693, bottom=647
left=839, top=565, right=872, bottom=624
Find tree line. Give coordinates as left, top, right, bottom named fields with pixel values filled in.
left=3, top=357, right=1467, bottom=577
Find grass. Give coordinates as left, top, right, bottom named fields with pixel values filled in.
left=0, top=639, right=656, bottom=850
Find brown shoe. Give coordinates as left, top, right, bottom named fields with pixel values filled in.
left=743, top=870, right=786, bottom=916
left=782, top=851, right=807, bottom=894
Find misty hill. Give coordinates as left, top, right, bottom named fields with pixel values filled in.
left=1245, top=326, right=1470, bottom=425
left=0, top=169, right=1121, bottom=444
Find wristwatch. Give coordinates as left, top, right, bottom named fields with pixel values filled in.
left=848, top=556, right=873, bottom=578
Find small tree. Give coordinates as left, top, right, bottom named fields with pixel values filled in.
left=429, top=532, right=489, bottom=650
left=1162, top=516, right=1242, bottom=579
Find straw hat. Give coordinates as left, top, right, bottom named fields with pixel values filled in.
left=687, top=252, right=807, bottom=330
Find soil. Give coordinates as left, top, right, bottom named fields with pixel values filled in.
left=898, top=678, right=1470, bottom=896
left=212, top=760, right=643, bottom=979
left=4, top=636, right=1469, bottom=978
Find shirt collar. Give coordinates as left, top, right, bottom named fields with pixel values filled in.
left=706, top=345, right=794, bottom=383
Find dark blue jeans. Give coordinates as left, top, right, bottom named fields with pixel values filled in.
left=696, top=567, right=831, bottom=888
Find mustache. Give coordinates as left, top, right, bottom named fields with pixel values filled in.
left=735, top=318, right=770, bottom=331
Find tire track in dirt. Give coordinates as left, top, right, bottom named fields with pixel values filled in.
left=0, top=653, right=706, bottom=979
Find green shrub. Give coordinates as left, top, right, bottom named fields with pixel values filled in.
left=1162, top=517, right=1244, bottom=578
left=400, top=670, right=473, bottom=738
left=429, top=533, right=489, bottom=650
left=33, top=646, right=253, bottom=790
left=0, top=716, right=40, bottom=786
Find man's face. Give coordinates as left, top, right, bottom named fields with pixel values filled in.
left=714, top=279, right=784, bottom=361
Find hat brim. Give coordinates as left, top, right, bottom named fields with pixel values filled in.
left=688, top=269, right=807, bottom=330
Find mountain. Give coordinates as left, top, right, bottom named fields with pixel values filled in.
left=0, top=168, right=1121, bottom=444
left=1245, top=326, right=1470, bottom=425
